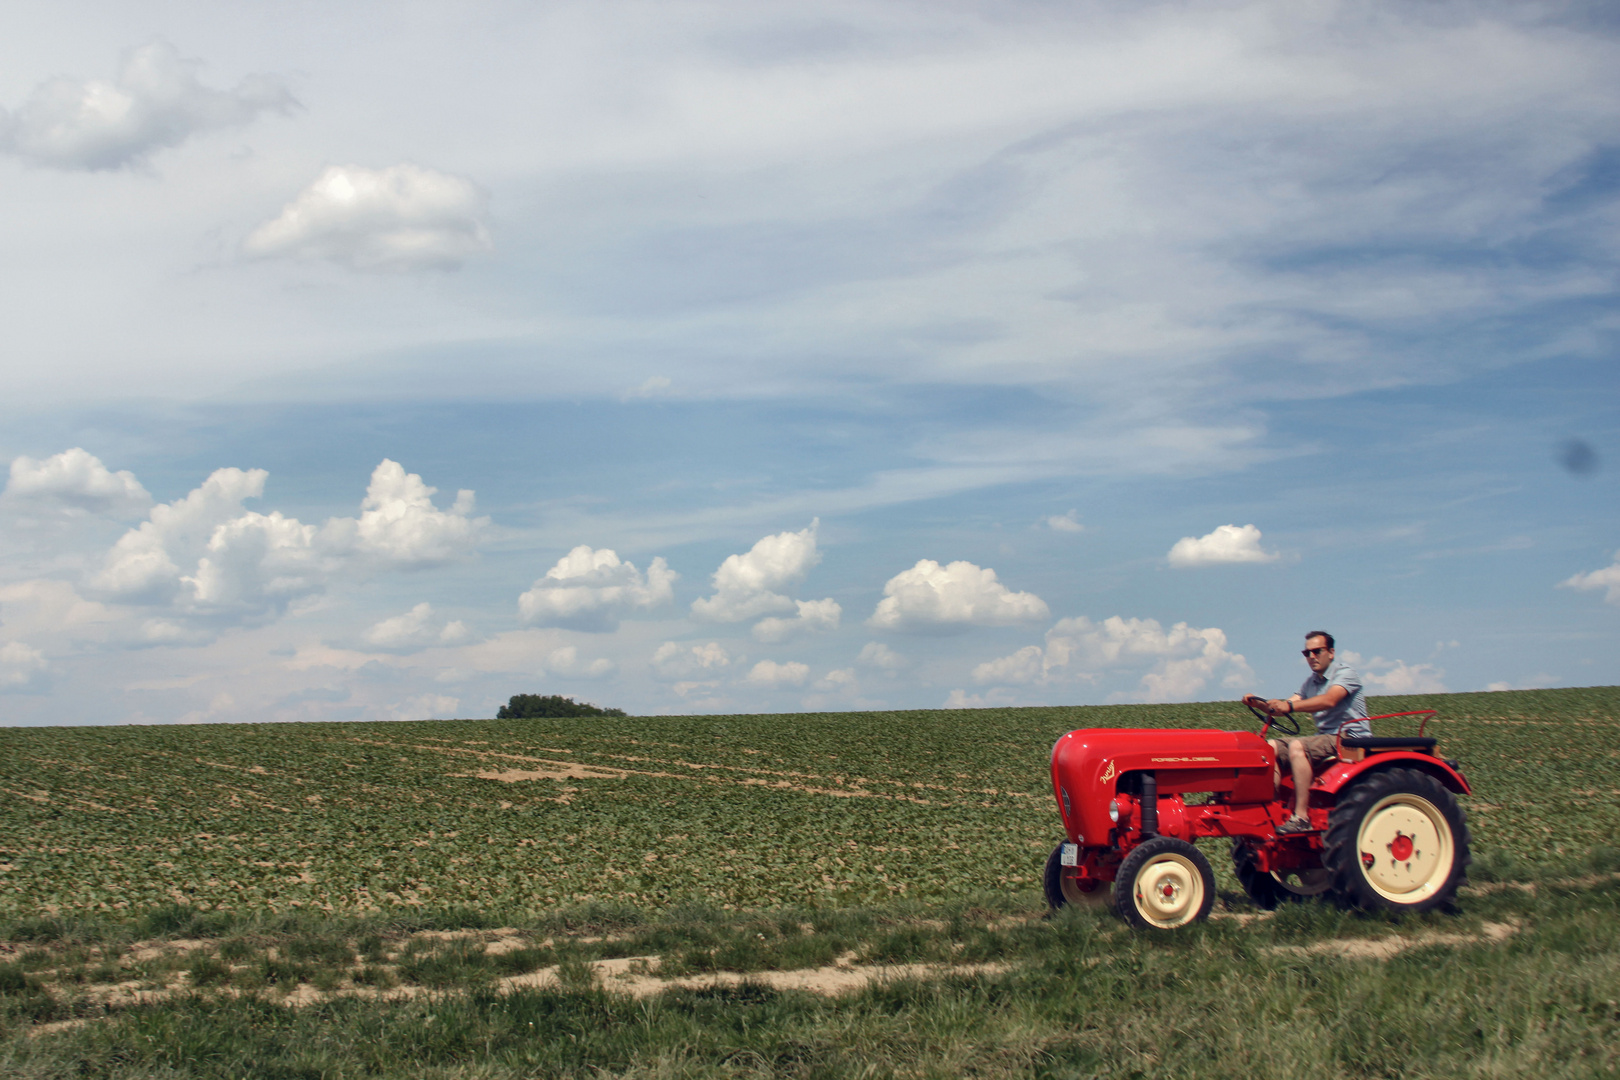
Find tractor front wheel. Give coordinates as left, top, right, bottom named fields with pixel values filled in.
left=1113, top=837, right=1216, bottom=930
left=1042, top=843, right=1112, bottom=911
left=1323, top=767, right=1471, bottom=913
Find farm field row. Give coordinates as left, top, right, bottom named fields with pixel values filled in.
left=2, top=688, right=1617, bottom=919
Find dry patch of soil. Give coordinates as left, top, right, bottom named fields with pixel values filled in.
left=1266, top=920, right=1519, bottom=961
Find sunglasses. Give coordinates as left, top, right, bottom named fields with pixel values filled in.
left=1301, top=647, right=1330, bottom=658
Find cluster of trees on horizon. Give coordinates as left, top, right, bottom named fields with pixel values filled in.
left=495, top=694, right=627, bottom=719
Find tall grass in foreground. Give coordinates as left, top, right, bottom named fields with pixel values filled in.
left=3, top=879, right=1617, bottom=1079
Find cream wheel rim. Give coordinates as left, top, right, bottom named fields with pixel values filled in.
left=1356, top=792, right=1454, bottom=902
left=1058, top=867, right=1110, bottom=906
left=1132, top=853, right=1204, bottom=928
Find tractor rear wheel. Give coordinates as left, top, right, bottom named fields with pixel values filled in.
left=1043, top=843, right=1112, bottom=910
left=1113, top=837, right=1216, bottom=930
left=1323, top=767, right=1470, bottom=913
left=1231, top=841, right=1333, bottom=909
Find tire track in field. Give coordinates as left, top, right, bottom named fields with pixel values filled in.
left=329, top=737, right=950, bottom=805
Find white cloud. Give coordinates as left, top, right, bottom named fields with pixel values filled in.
left=334, top=459, right=487, bottom=568
left=1042, top=510, right=1084, bottom=533
left=746, top=659, right=810, bottom=688
left=1340, top=651, right=1448, bottom=695
left=0, top=580, right=117, bottom=640
left=364, top=604, right=433, bottom=648
left=440, top=620, right=470, bottom=644
left=519, top=546, right=676, bottom=631
left=623, top=376, right=673, bottom=399
left=856, top=641, right=905, bottom=671
left=546, top=645, right=615, bottom=679
left=692, top=520, right=822, bottom=623
left=944, top=687, right=1032, bottom=710
left=973, top=615, right=1252, bottom=703
left=90, top=466, right=271, bottom=603
left=1167, top=524, right=1278, bottom=567
left=4, top=448, right=151, bottom=516
left=1485, top=675, right=1557, bottom=692
left=971, top=644, right=1045, bottom=685
left=0, top=40, right=295, bottom=171
left=651, top=641, right=733, bottom=680
left=0, top=642, right=49, bottom=690
left=814, top=667, right=857, bottom=693
left=244, top=163, right=491, bottom=271
left=868, top=559, right=1048, bottom=632
left=389, top=693, right=461, bottom=722
left=1559, top=556, right=1620, bottom=605
left=86, top=460, right=483, bottom=625
left=752, top=597, right=842, bottom=643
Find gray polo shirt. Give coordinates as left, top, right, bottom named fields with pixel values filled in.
left=1300, top=659, right=1370, bottom=738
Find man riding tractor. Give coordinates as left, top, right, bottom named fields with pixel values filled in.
left=1242, top=630, right=1367, bottom=834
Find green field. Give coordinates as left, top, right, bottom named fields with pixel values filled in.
left=3, top=688, right=1619, bottom=1078
left=3, top=689, right=1618, bottom=918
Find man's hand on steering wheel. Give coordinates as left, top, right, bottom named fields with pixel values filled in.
left=1241, top=693, right=1302, bottom=736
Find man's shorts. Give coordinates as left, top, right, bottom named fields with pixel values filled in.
left=1285, top=734, right=1340, bottom=769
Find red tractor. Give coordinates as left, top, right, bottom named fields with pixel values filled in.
left=1042, top=705, right=1472, bottom=929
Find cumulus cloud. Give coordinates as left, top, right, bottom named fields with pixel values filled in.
left=0, top=641, right=49, bottom=690
left=1340, top=651, right=1449, bottom=695
left=1558, top=555, right=1620, bottom=605
left=868, top=559, right=1048, bottom=633
left=692, top=520, right=823, bottom=623
left=4, top=448, right=151, bottom=516
left=944, top=687, right=1032, bottom=710
left=752, top=597, right=842, bottom=643
left=0, top=41, right=295, bottom=171
left=90, top=466, right=273, bottom=604
left=86, top=459, right=483, bottom=625
left=1042, top=510, right=1084, bottom=533
left=546, top=646, right=615, bottom=679
left=814, top=668, right=858, bottom=693
left=746, top=659, right=810, bottom=688
left=363, top=602, right=468, bottom=650
left=519, top=546, right=676, bottom=631
left=244, top=164, right=491, bottom=271
left=331, top=460, right=487, bottom=568
left=1167, top=524, right=1278, bottom=567
left=972, top=615, right=1252, bottom=702
left=651, top=641, right=733, bottom=680
left=856, top=641, right=905, bottom=672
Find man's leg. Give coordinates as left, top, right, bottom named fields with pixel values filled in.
left=1287, top=740, right=1313, bottom=819
left=1269, top=739, right=1288, bottom=791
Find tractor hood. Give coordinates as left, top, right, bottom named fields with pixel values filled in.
left=1050, top=728, right=1274, bottom=845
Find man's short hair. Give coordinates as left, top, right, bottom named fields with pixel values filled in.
left=1304, top=630, right=1335, bottom=650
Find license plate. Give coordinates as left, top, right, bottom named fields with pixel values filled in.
left=1060, top=842, right=1079, bottom=867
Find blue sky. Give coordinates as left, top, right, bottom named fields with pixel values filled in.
left=1, top=1, right=1617, bottom=725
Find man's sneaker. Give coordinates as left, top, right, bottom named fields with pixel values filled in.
left=1276, top=815, right=1313, bottom=835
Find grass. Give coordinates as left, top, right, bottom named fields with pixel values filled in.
left=0, top=879, right=1616, bottom=1078
left=1, top=687, right=1617, bottom=1076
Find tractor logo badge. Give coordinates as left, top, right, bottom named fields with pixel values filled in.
left=1099, top=760, right=1115, bottom=782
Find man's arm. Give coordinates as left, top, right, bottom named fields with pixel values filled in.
left=1244, top=686, right=1348, bottom=716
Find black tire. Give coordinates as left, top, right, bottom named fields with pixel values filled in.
left=1231, top=841, right=1334, bottom=910
left=1043, top=843, right=1112, bottom=911
left=1323, top=767, right=1471, bottom=914
left=1112, top=837, right=1216, bottom=930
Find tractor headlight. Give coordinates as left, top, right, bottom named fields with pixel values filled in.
left=1108, top=799, right=1121, bottom=823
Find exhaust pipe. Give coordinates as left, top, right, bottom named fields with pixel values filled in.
left=1140, top=771, right=1157, bottom=837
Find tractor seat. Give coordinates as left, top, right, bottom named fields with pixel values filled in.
left=1340, top=736, right=1437, bottom=754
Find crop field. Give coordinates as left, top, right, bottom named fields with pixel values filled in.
left=3, top=688, right=1619, bottom=919
left=3, top=688, right=1619, bottom=1078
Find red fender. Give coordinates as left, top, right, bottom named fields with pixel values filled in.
left=1313, top=751, right=1471, bottom=796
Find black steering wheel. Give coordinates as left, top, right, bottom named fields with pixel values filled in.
left=1245, top=697, right=1301, bottom=737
